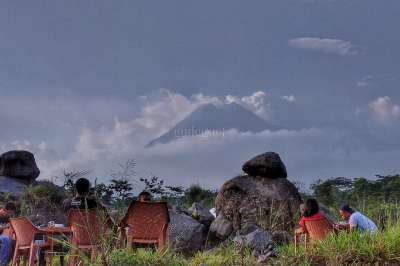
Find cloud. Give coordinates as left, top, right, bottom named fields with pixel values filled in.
left=3, top=89, right=400, bottom=190
left=282, top=95, right=296, bottom=102
left=369, top=96, right=400, bottom=125
left=289, top=37, right=359, bottom=56
left=225, top=91, right=271, bottom=119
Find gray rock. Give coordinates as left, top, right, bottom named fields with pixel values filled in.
left=0, top=150, right=40, bottom=180
left=168, top=209, right=208, bottom=253
left=189, top=202, right=215, bottom=226
left=209, top=214, right=234, bottom=240
left=242, top=152, right=287, bottom=178
left=234, top=224, right=276, bottom=261
left=234, top=226, right=272, bottom=253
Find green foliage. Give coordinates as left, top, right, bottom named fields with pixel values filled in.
left=108, top=179, right=133, bottom=201
left=310, top=177, right=353, bottom=207
left=60, top=170, right=91, bottom=196
left=184, top=184, right=218, bottom=209
left=94, top=182, right=113, bottom=205
left=311, top=175, right=400, bottom=209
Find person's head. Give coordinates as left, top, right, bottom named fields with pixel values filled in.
left=303, top=198, right=319, bottom=217
left=4, top=201, right=17, bottom=217
left=75, top=178, right=91, bottom=196
left=339, top=204, right=355, bottom=220
left=138, top=191, right=152, bottom=202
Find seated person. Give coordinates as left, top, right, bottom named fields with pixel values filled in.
left=137, top=191, right=152, bottom=202
left=295, top=198, right=328, bottom=237
left=63, top=178, right=98, bottom=212
left=0, top=202, right=17, bottom=266
left=336, top=204, right=378, bottom=233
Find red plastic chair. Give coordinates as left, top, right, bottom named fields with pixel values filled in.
left=67, top=209, right=103, bottom=266
left=120, top=201, right=170, bottom=250
left=10, top=217, right=50, bottom=266
left=295, top=217, right=335, bottom=252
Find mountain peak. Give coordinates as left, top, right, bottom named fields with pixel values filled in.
left=146, top=102, right=280, bottom=147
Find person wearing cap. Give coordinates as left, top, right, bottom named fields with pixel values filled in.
left=337, top=204, right=378, bottom=233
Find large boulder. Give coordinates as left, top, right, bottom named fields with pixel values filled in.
left=168, top=208, right=208, bottom=253
left=242, top=152, right=287, bottom=178
left=215, top=152, right=301, bottom=232
left=209, top=214, right=234, bottom=240
left=0, top=150, right=40, bottom=181
left=188, top=202, right=215, bottom=226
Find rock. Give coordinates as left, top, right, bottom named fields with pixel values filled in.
left=234, top=225, right=272, bottom=253
left=209, top=214, right=234, bottom=240
left=168, top=209, right=208, bottom=253
left=234, top=224, right=276, bottom=261
left=271, top=230, right=293, bottom=245
left=215, top=174, right=302, bottom=232
left=242, top=152, right=287, bottom=178
left=0, top=150, right=40, bottom=180
left=189, top=202, right=215, bottom=226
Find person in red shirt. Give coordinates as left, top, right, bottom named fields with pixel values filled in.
left=295, top=198, right=326, bottom=241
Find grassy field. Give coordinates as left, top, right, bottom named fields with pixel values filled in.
left=82, top=221, right=400, bottom=266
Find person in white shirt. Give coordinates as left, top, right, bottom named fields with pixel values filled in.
left=337, top=204, right=378, bottom=233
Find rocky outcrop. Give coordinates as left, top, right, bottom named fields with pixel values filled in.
left=168, top=208, right=208, bottom=253
left=0, top=150, right=40, bottom=181
left=215, top=152, right=302, bottom=233
left=188, top=202, right=215, bottom=226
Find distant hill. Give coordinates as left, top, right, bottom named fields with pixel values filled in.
left=146, top=102, right=281, bottom=147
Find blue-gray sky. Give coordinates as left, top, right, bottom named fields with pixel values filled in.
left=1, top=0, right=399, bottom=189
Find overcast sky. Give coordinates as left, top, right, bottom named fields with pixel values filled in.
left=1, top=0, right=399, bottom=190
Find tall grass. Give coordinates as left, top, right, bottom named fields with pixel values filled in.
left=274, top=222, right=400, bottom=265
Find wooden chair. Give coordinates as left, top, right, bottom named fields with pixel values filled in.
left=120, top=201, right=169, bottom=250
left=67, top=209, right=102, bottom=266
left=10, top=217, right=50, bottom=266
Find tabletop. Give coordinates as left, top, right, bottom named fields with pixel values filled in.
left=40, top=226, right=72, bottom=234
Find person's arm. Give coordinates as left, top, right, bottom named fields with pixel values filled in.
left=348, top=214, right=357, bottom=232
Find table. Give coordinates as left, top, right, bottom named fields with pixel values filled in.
left=39, top=226, right=72, bottom=266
